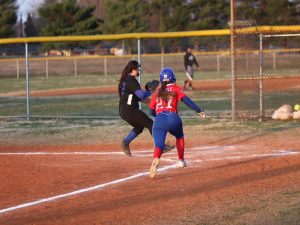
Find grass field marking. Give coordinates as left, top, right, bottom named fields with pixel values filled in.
left=0, top=163, right=177, bottom=215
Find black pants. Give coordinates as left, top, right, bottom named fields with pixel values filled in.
left=119, top=105, right=153, bottom=135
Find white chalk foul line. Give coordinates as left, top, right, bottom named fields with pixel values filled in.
left=0, top=150, right=156, bottom=156
left=0, top=152, right=124, bottom=156
left=0, top=145, right=238, bottom=156
left=0, top=164, right=177, bottom=215
left=190, top=150, right=299, bottom=163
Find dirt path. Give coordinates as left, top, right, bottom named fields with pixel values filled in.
left=0, top=127, right=299, bottom=225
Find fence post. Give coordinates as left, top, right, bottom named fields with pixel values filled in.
left=104, top=57, right=107, bottom=76
left=46, top=59, right=49, bottom=78
left=137, top=38, right=141, bottom=110
left=25, top=43, right=30, bottom=120
left=216, top=53, right=220, bottom=72
left=161, top=47, right=164, bottom=69
left=272, top=50, right=276, bottom=71
left=16, top=59, right=19, bottom=79
left=230, top=0, right=237, bottom=121
left=74, top=58, right=77, bottom=77
left=245, top=52, right=249, bottom=72
left=259, top=34, right=264, bottom=122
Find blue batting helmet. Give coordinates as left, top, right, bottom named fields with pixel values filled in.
left=159, top=67, right=176, bottom=83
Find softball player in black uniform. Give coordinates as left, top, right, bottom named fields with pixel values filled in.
left=183, top=47, right=199, bottom=90
left=118, top=60, right=162, bottom=156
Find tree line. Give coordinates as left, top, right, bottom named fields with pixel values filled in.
left=1, top=0, right=300, bottom=38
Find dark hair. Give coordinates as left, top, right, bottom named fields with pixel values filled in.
left=158, top=81, right=176, bottom=98
left=118, top=60, right=140, bottom=96
left=158, top=81, right=168, bottom=97
left=127, top=60, right=140, bottom=70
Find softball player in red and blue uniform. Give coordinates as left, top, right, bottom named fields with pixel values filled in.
left=148, top=67, right=206, bottom=177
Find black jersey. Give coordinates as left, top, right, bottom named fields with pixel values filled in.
left=184, top=52, right=199, bottom=70
left=119, top=75, right=141, bottom=108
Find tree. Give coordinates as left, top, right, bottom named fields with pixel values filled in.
left=237, top=0, right=300, bottom=25
left=102, top=0, right=149, bottom=34
left=78, top=0, right=104, bottom=19
left=151, top=0, right=190, bottom=32
left=38, top=0, right=103, bottom=36
left=187, top=0, right=230, bottom=30
left=149, top=0, right=192, bottom=53
left=24, top=14, right=39, bottom=37
left=0, top=0, right=17, bottom=38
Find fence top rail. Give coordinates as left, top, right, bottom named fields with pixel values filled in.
left=262, top=33, right=300, bottom=37
left=0, top=29, right=229, bottom=44
left=0, top=25, right=300, bottom=44
left=2, top=47, right=300, bottom=63
left=235, top=25, right=300, bottom=34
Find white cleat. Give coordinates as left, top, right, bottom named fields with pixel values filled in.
left=149, top=158, right=160, bottom=178
left=177, top=159, right=187, bottom=168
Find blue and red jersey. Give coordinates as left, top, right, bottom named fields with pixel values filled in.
left=149, top=84, right=186, bottom=114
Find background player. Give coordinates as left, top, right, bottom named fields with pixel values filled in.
left=183, top=47, right=199, bottom=90
left=118, top=60, right=172, bottom=156
left=148, top=67, right=206, bottom=177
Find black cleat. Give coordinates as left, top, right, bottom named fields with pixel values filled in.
left=121, top=140, right=132, bottom=156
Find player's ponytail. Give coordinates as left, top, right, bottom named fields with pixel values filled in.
left=118, top=64, right=131, bottom=96
left=158, top=81, right=168, bottom=97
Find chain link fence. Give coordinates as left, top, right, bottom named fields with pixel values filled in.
left=261, top=33, right=300, bottom=118
left=0, top=28, right=300, bottom=119
left=232, top=21, right=261, bottom=119
left=232, top=24, right=300, bottom=119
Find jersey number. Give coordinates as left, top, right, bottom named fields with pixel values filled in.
left=127, top=94, right=133, bottom=105
left=156, top=97, right=172, bottom=110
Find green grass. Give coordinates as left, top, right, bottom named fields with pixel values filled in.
left=0, top=71, right=232, bottom=94
left=0, top=70, right=299, bottom=118
left=0, top=95, right=120, bottom=117
left=1, top=91, right=232, bottom=117
left=1, top=89, right=299, bottom=118
left=0, top=74, right=120, bottom=94
left=2, top=68, right=299, bottom=94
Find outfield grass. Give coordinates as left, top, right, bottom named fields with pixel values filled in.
left=0, top=90, right=232, bottom=117
left=0, top=71, right=233, bottom=94
left=1, top=67, right=299, bottom=94
left=0, top=69, right=299, bottom=118
left=1, top=89, right=299, bottom=118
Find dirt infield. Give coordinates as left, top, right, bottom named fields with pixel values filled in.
left=1, top=76, right=300, bottom=97
left=0, top=125, right=299, bottom=225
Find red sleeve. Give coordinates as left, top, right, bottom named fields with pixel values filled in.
left=176, top=86, right=186, bottom=101
left=149, top=93, right=157, bottom=109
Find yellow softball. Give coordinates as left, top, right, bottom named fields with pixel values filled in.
left=294, top=104, right=300, bottom=111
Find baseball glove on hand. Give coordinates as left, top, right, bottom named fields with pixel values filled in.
left=145, top=80, right=160, bottom=92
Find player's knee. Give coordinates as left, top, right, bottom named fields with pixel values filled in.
left=176, top=134, right=184, bottom=139
left=133, top=127, right=144, bottom=135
